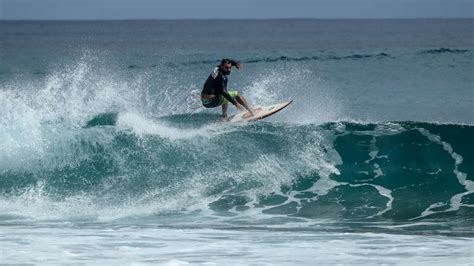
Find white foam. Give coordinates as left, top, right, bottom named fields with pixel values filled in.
left=238, top=66, right=344, bottom=124
left=0, top=181, right=97, bottom=221
left=2, top=225, right=472, bottom=265
left=365, top=184, right=394, bottom=218
left=116, top=111, right=234, bottom=140
left=0, top=55, right=150, bottom=169
left=416, top=128, right=474, bottom=218
left=0, top=90, right=45, bottom=168
left=0, top=53, right=218, bottom=172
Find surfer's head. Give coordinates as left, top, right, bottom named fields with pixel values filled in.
left=220, top=59, right=232, bottom=75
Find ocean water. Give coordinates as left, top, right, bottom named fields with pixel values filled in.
left=1, top=19, right=473, bottom=264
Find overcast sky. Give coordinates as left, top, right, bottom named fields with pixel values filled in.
left=1, top=0, right=473, bottom=20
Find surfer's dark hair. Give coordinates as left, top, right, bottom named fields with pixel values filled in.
left=221, top=58, right=232, bottom=65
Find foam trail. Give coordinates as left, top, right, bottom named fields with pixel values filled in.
left=416, top=128, right=474, bottom=219
left=117, top=112, right=210, bottom=140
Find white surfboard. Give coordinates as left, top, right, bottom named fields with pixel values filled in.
left=229, top=100, right=293, bottom=122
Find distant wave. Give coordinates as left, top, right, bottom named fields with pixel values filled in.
left=245, top=53, right=393, bottom=63
left=185, top=53, right=393, bottom=66
left=181, top=49, right=472, bottom=67
left=125, top=48, right=472, bottom=69
left=420, top=48, right=469, bottom=54
left=127, top=64, right=159, bottom=69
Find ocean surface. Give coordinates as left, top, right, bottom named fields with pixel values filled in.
left=1, top=19, right=473, bottom=264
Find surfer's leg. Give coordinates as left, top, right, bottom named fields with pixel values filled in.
left=221, top=102, right=228, bottom=118
left=202, top=95, right=224, bottom=108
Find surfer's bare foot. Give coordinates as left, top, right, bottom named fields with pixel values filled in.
left=221, top=114, right=229, bottom=121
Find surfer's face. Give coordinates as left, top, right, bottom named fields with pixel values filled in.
left=221, top=63, right=232, bottom=75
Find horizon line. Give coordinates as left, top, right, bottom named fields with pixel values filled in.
left=1, top=17, right=473, bottom=22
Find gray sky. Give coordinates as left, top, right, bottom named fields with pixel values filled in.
left=1, top=0, right=473, bottom=20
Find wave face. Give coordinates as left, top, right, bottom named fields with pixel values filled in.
left=1, top=111, right=473, bottom=226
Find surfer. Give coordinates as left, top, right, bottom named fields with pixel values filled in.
left=201, top=59, right=254, bottom=120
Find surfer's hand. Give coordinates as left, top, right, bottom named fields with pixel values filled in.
left=236, top=63, right=242, bottom=70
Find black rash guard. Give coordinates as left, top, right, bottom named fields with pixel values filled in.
left=202, top=60, right=239, bottom=106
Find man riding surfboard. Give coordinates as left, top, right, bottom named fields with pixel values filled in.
left=201, top=59, right=254, bottom=120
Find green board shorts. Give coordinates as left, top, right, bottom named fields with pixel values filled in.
left=202, top=91, right=239, bottom=108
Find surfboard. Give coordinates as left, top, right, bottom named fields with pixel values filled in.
left=229, top=100, right=293, bottom=122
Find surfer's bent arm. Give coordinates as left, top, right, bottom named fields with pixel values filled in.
left=222, top=91, right=238, bottom=106
left=217, top=76, right=238, bottom=106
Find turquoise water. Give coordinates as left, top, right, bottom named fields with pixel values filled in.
left=1, top=19, right=473, bottom=264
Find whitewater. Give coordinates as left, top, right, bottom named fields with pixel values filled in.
left=1, top=19, right=473, bottom=264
